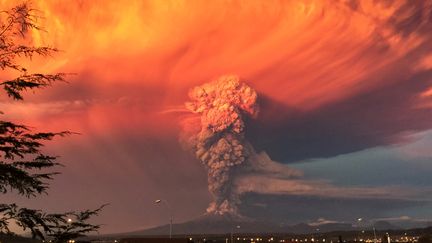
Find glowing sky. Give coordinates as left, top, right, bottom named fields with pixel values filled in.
left=2, top=0, right=432, bottom=233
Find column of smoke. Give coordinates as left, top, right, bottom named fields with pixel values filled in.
left=182, top=75, right=259, bottom=216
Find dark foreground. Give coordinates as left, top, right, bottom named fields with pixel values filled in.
left=86, top=227, right=432, bottom=243
left=3, top=227, right=432, bottom=243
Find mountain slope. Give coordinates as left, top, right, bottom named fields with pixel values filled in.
left=121, top=214, right=354, bottom=236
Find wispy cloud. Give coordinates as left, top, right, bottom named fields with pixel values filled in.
left=235, top=151, right=432, bottom=201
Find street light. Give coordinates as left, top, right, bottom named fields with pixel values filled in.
left=356, top=218, right=377, bottom=243
left=230, top=225, right=240, bottom=243
left=373, top=227, right=377, bottom=243
left=355, top=218, right=363, bottom=242
left=155, top=199, right=173, bottom=239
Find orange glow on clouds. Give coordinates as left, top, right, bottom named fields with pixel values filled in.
left=2, top=1, right=432, bottom=233
left=1, top=0, right=431, bottom=134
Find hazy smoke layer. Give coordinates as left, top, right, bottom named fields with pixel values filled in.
left=183, top=75, right=259, bottom=215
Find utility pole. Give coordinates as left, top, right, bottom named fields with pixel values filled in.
left=155, top=199, right=173, bottom=239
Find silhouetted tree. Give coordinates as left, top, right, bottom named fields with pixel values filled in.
left=0, top=3, right=104, bottom=242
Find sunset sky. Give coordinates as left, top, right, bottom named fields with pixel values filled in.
left=2, top=0, right=432, bottom=234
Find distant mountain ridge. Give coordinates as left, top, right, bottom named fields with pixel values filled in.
left=118, top=213, right=356, bottom=236
left=94, top=213, right=432, bottom=238
left=373, top=221, right=401, bottom=230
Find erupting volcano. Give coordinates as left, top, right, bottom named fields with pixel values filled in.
left=181, top=75, right=259, bottom=216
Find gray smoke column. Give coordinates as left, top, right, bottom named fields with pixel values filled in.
left=182, top=75, right=259, bottom=215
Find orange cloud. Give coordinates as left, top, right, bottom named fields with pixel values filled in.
left=0, top=0, right=430, bottom=160
left=3, top=0, right=430, bottom=112
left=2, top=1, right=432, bottom=231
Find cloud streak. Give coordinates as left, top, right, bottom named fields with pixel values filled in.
left=2, top=0, right=432, bottom=232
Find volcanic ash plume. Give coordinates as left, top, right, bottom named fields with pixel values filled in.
left=183, top=75, right=259, bottom=215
